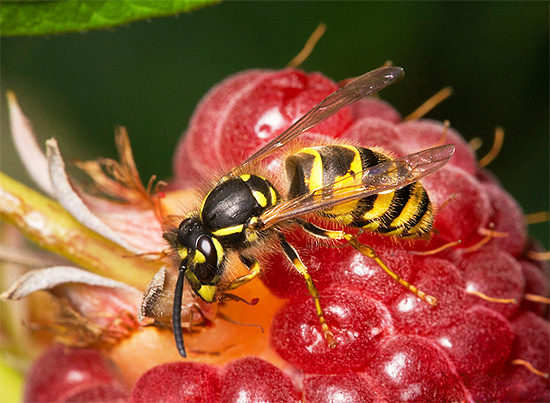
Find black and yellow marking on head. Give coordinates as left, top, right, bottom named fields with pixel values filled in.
left=184, top=269, right=218, bottom=302
left=193, top=250, right=206, bottom=264
left=177, top=246, right=188, bottom=260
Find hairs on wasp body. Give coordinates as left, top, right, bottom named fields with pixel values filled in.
left=163, top=66, right=455, bottom=358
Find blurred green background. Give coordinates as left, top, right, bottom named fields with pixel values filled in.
left=1, top=2, right=548, bottom=248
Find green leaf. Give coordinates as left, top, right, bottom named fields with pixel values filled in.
left=0, top=0, right=220, bottom=37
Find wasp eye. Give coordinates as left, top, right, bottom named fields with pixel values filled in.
left=194, top=235, right=219, bottom=284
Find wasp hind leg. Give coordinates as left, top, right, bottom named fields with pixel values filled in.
left=345, top=236, right=438, bottom=306
left=297, top=220, right=438, bottom=307
left=278, top=232, right=337, bottom=348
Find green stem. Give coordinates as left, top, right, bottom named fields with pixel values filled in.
left=0, top=172, right=159, bottom=289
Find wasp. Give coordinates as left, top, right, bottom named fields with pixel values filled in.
left=163, top=66, right=455, bottom=357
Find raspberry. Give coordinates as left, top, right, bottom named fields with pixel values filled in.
left=19, top=68, right=549, bottom=401
left=24, top=345, right=128, bottom=403
left=345, top=117, right=408, bottom=156
left=430, top=306, right=515, bottom=376
left=520, top=260, right=550, bottom=317
left=396, top=119, right=478, bottom=175
left=263, top=231, right=416, bottom=304
left=220, top=357, right=299, bottom=402
left=421, top=165, right=491, bottom=247
left=458, top=247, right=525, bottom=318
left=350, top=98, right=402, bottom=124
left=363, top=335, right=472, bottom=402
left=166, top=68, right=547, bottom=401
left=389, top=257, right=468, bottom=335
left=270, top=289, right=394, bottom=373
left=504, top=312, right=550, bottom=401
left=482, top=181, right=527, bottom=257
left=130, top=362, right=221, bottom=403
left=303, top=373, right=386, bottom=403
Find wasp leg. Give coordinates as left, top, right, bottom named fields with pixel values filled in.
left=297, top=220, right=438, bottom=307
left=296, top=219, right=348, bottom=240
left=346, top=236, right=438, bottom=306
left=278, top=232, right=337, bottom=348
left=224, top=256, right=262, bottom=291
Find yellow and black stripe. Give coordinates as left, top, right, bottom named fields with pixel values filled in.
left=285, top=145, right=433, bottom=238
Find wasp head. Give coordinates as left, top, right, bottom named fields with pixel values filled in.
left=166, top=217, right=225, bottom=303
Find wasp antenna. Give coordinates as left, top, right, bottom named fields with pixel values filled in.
left=173, top=267, right=187, bottom=358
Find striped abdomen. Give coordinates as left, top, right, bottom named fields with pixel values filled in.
left=285, top=145, right=433, bottom=238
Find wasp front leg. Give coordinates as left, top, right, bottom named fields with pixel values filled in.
left=223, top=255, right=263, bottom=291
left=297, top=219, right=438, bottom=307
left=278, top=232, right=337, bottom=349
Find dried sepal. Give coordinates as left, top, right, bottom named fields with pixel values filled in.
left=6, top=91, right=53, bottom=196
left=74, top=127, right=158, bottom=209
left=139, top=266, right=217, bottom=327
left=139, top=266, right=167, bottom=322
left=8, top=95, right=166, bottom=254
left=1, top=266, right=143, bottom=347
left=46, top=138, right=145, bottom=254
left=1, top=266, right=139, bottom=301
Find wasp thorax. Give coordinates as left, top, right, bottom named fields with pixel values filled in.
left=200, top=175, right=278, bottom=246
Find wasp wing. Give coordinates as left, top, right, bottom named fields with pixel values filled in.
left=229, top=66, right=405, bottom=177
left=258, top=144, right=455, bottom=229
